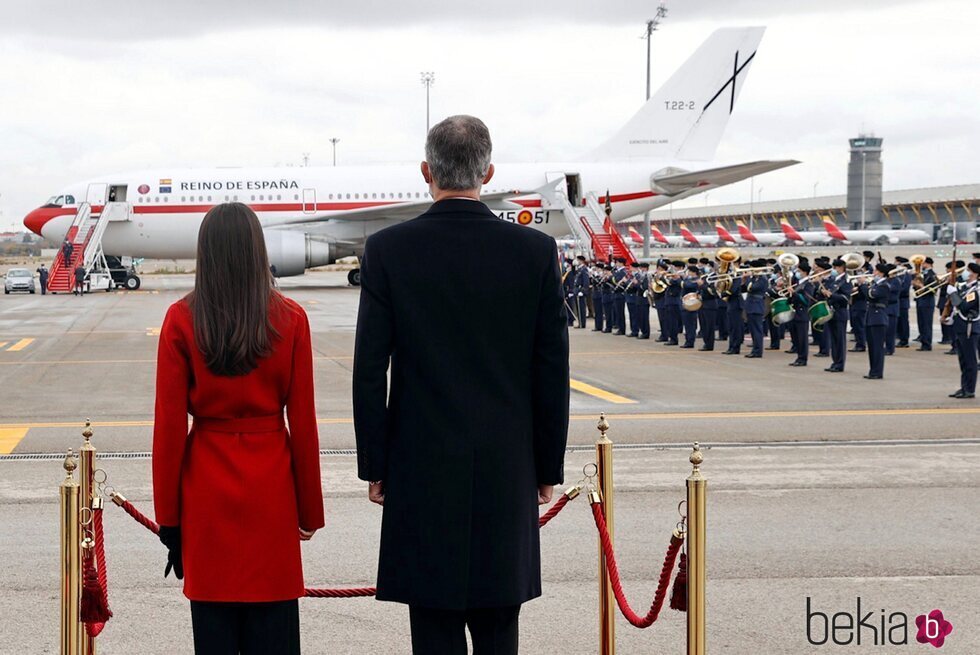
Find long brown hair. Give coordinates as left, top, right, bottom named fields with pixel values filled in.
left=187, top=203, right=281, bottom=376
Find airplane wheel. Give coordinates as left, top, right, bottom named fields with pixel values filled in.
left=347, top=269, right=361, bottom=286
left=125, top=275, right=141, bottom=290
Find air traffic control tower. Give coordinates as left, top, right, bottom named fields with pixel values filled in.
left=846, top=134, right=883, bottom=228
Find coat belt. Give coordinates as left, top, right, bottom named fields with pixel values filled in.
left=193, top=414, right=286, bottom=433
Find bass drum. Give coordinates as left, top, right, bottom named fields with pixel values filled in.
left=770, top=297, right=795, bottom=325
left=682, top=292, right=703, bottom=312
left=808, top=300, right=834, bottom=329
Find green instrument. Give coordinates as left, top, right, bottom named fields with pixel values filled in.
left=770, top=297, right=795, bottom=325
left=808, top=300, right=834, bottom=329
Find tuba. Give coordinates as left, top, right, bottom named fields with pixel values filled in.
left=841, top=252, right=864, bottom=272
left=714, top=247, right=740, bottom=294
left=776, top=253, right=799, bottom=297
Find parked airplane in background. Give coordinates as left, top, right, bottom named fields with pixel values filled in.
left=778, top=218, right=833, bottom=245
left=715, top=222, right=738, bottom=244
left=648, top=225, right=686, bottom=247
left=821, top=216, right=931, bottom=245
left=25, top=27, right=797, bottom=284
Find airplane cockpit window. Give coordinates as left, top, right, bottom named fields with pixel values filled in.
left=65, top=195, right=75, bottom=204
left=45, top=195, right=65, bottom=206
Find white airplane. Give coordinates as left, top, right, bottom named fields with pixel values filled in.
left=820, top=216, right=931, bottom=245
left=776, top=218, right=834, bottom=245
left=25, top=27, right=797, bottom=285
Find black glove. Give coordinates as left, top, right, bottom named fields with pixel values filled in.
left=158, top=525, right=184, bottom=580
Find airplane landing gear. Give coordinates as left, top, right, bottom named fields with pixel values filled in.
left=125, top=275, right=141, bottom=290
left=347, top=269, right=361, bottom=287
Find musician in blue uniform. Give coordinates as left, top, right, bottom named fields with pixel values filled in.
left=788, top=261, right=812, bottom=367
left=765, top=259, right=783, bottom=350
left=601, top=265, right=616, bottom=334
left=812, top=258, right=832, bottom=358
left=947, top=262, right=979, bottom=399
left=912, top=257, right=938, bottom=350
left=653, top=261, right=669, bottom=341
left=821, top=258, right=852, bottom=372
left=562, top=259, right=576, bottom=327
left=637, top=263, right=652, bottom=339
left=895, top=256, right=912, bottom=348
left=744, top=262, right=769, bottom=358
left=663, top=262, right=683, bottom=346
left=697, top=272, right=719, bottom=351
left=938, top=261, right=954, bottom=348
left=849, top=251, right=874, bottom=353
left=612, top=258, right=628, bottom=336
left=571, top=256, right=590, bottom=330
left=723, top=274, right=745, bottom=355
left=625, top=266, right=641, bottom=337
left=680, top=266, right=701, bottom=348
left=591, top=263, right=605, bottom=332
left=884, top=266, right=901, bottom=356
left=861, top=263, right=891, bottom=379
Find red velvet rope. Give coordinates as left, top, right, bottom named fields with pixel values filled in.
left=113, top=491, right=574, bottom=600
left=590, top=500, right=683, bottom=629
left=86, top=507, right=112, bottom=637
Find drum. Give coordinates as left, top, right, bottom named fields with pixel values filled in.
left=808, top=300, right=834, bottom=328
left=770, top=297, right=795, bottom=325
left=682, top=292, right=703, bottom=312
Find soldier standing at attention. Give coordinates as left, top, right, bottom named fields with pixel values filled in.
left=913, top=257, right=938, bottom=351
left=36, top=263, right=49, bottom=295
left=612, top=257, right=628, bottom=336
left=636, top=262, right=652, bottom=339
left=572, top=256, right=589, bottom=330
left=822, top=258, right=852, bottom=372
left=947, top=262, right=979, bottom=399
left=591, top=262, right=605, bottom=333
left=601, top=265, right=616, bottom=334
left=861, top=263, right=891, bottom=379
left=743, top=262, right=769, bottom=358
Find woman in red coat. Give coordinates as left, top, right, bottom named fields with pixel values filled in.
left=152, top=202, right=324, bottom=654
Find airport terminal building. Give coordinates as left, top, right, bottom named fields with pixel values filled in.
left=625, top=182, right=980, bottom=243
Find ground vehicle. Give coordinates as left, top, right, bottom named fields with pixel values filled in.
left=4, top=269, right=36, bottom=294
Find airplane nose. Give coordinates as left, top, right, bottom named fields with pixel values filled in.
left=23, top=208, right=50, bottom=236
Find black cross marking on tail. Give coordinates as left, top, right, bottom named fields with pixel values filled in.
left=702, top=49, right=756, bottom=114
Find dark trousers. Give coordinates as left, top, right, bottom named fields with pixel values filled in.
left=768, top=316, right=783, bottom=348
left=410, top=605, right=521, bottom=655
left=867, top=324, right=886, bottom=377
left=593, top=294, right=604, bottom=331
left=699, top=307, right=717, bottom=349
left=851, top=309, right=867, bottom=349
left=954, top=324, right=979, bottom=394
left=940, top=319, right=952, bottom=344
left=626, top=296, right=639, bottom=336
left=716, top=308, right=729, bottom=339
left=655, top=305, right=666, bottom=339
left=793, top=319, right=809, bottom=363
left=40, top=280, right=47, bottom=295
left=817, top=323, right=830, bottom=354
left=829, top=319, right=847, bottom=370
left=639, top=301, right=651, bottom=338
left=190, top=600, right=300, bottom=655
left=897, top=306, right=910, bottom=344
left=614, top=295, right=626, bottom=334
left=885, top=314, right=897, bottom=354
left=916, top=303, right=934, bottom=348
left=575, top=295, right=587, bottom=329
left=602, top=297, right=615, bottom=333
left=681, top=309, right=698, bottom=346
left=727, top=310, right=744, bottom=353
left=664, top=305, right=679, bottom=342
left=747, top=313, right=764, bottom=356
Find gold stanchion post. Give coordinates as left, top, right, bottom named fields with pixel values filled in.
left=595, top=414, right=615, bottom=655
left=60, top=450, right=80, bottom=655
left=79, top=420, right=96, bottom=655
left=686, top=442, right=707, bottom=655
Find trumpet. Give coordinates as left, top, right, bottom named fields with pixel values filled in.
left=888, top=265, right=912, bottom=278
left=704, top=264, right=770, bottom=283
left=847, top=271, right=875, bottom=282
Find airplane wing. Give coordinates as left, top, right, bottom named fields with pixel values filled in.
left=651, top=160, right=799, bottom=195
left=266, top=189, right=533, bottom=228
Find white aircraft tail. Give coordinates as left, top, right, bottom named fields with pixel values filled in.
left=591, top=27, right=766, bottom=162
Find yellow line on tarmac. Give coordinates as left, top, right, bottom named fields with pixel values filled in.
left=6, top=338, right=34, bottom=352
left=568, top=407, right=980, bottom=421
left=0, top=342, right=7, bottom=349
left=0, top=428, right=30, bottom=454
left=569, top=379, right=636, bottom=404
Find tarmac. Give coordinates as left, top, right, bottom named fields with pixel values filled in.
left=0, top=271, right=977, bottom=654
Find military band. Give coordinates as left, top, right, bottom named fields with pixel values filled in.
left=563, top=248, right=977, bottom=399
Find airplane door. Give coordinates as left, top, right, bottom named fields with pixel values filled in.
left=86, top=183, right=108, bottom=206
left=302, top=188, right=317, bottom=214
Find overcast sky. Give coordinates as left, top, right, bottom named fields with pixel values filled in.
left=1, top=0, right=978, bottom=230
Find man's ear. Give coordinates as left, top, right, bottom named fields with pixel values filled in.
left=421, top=161, right=431, bottom=184
left=482, top=163, right=495, bottom=185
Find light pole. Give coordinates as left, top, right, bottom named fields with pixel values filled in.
left=860, top=151, right=867, bottom=230
left=420, top=72, right=435, bottom=134
left=302, top=152, right=310, bottom=167
left=813, top=181, right=819, bottom=198
left=329, top=138, right=340, bottom=167
left=641, top=4, right=668, bottom=259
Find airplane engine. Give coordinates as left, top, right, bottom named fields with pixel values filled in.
left=263, top=230, right=335, bottom=277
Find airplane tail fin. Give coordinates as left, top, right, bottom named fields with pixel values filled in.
left=591, top=27, right=766, bottom=161
left=627, top=226, right=644, bottom=244
left=650, top=225, right=669, bottom=244
left=822, top=215, right=847, bottom=240
left=735, top=219, right=758, bottom=243
left=715, top=221, right=737, bottom=243
left=779, top=218, right=803, bottom=242
left=679, top=223, right=699, bottom=244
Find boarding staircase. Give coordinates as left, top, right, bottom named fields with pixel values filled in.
left=553, top=191, right=636, bottom=265
left=48, top=202, right=130, bottom=292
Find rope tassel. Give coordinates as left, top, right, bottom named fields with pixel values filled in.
left=80, top=542, right=112, bottom=625
left=669, top=552, right=687, bottom=611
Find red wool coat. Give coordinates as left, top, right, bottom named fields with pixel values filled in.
left=152, top=295, right=324, bottom=602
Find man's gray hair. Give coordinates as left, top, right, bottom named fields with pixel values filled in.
left=424, top=115, right=493, bottom=191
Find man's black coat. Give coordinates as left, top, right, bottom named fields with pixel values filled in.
left=353, top=198, right=570, bottom=610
